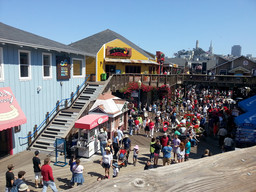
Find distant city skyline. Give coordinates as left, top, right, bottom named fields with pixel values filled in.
left=0, top=0, right=255, bottom=57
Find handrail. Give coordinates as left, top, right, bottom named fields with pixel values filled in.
left=19, top=75, right=90, bottom=140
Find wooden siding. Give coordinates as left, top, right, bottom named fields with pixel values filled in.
left=0, top=44, right=85, bottom=154
left=85, top=56, right=96, bottom=75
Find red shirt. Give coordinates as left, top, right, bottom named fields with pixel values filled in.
left=161, top=136, right=169, bottom=147
left=134, top=119, right=140, bottom=125
left=149, top=122, right=155, bottom=129
left=41, top=164, right=54, bottom=181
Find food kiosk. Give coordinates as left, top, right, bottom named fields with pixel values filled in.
left=74, top=114, right=108, bottom=158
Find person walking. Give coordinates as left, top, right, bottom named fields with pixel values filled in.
left=117, top=126, right=124, bottom=145
left=172, top=133, right=181, bottom=161
left=128, top=115, right=134, bottom=136
left=98, top=128, right=108, bottom=156
left=153, top=139, right=161, bottom=167
left=149, top=138, right=156, bottom=161
left=32, top=150, right=42, bottom=188
left=41, top=157, right=58, bottom=192
left=13, top=171, right=30, bottom=192
left=218, top=127, right=227, bottom=147
left=5, top=164, right=15, bottom=192
left=112, top=131, right=119, bottom=159
left=177, top=142, right=185, bottom=163
left=185, top=138, right=191, bottom=161
left=71, top=159, right=84, bottom=186
left=133, top=145, right=139, bottom=166
left=162, top=142, right=172, bottom=166
left=149, top=119, right=155, bottom=138
left=122, top=134, right=131, bottom=163
left=100, top=147, right=113, bottom=179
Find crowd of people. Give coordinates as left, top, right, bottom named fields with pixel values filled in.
left=5, top=85, right=240, bottom=191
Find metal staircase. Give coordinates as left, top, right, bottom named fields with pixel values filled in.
left=29, top=83, right=105, bottom=154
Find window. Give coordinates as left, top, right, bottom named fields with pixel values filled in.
left=0, top=47, right=3, bottom=81
left=73, top=59, right=83, bottom=77
left=19, top=50, right=31, bottom=80
left=220, top=69, right=227, bottom=75
left=42, top=53, right=52, bottom=79
left=125, top=65, right=141, bottom=73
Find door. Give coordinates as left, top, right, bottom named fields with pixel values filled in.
left=105, top=65, right=116, bottom=79
left=0, top=129, right=11, bottom=158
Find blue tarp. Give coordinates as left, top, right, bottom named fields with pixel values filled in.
left=235, top=110, right=256, bottom=129
left=238, top=94, right=256, bottom=112
left=235, top=110, right=256, bottom=143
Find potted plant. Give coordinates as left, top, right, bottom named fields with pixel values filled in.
left=143, top=71, right=149, bottom=82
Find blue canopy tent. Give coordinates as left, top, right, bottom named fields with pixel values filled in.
left=238, top=94, right=256, bottom=112
left=235, top=110, right=256, bottom=144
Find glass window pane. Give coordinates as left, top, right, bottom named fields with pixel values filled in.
left=20, top=52, right=28, bottom=64
left=73, top=60, right=82, bottom=76
left=20, top=65, right=28, bottom=77
left=43, top=55, right=50, bottom=66
left=44, top=66, right=50, bottom=76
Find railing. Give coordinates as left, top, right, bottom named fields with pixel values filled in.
left=19, top=75, right=90, bottom=145
left=106, top=74, right=256, bottom=92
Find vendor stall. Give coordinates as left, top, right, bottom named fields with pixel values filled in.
left=74, top=114, right=108, bottom=158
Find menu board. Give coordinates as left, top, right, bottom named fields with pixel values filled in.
left=56, top=56, right=70, bottom=80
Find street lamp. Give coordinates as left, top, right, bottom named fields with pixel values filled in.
left=138, top=79, right=142, bottom=113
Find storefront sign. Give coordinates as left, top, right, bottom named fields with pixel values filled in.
left=56, top=56, right=71, bottom=80
left=106, top=46, right=132, bottom=57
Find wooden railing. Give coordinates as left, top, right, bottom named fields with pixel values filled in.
left=105, top=74, right=256, bottom=92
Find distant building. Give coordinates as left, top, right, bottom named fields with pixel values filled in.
left=210, top=56, right=256, bottom=76
left=231, top=45, right=242, bottom=57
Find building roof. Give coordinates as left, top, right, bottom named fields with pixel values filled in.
left=164, top=57, right=187, bottom=67
left=0, top=22, right=94, bottom=56
left=90, top=92, right=127, bottom=117
left=69, top=29, right=154, bottom=59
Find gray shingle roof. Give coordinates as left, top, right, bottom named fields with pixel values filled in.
left=69, top=29, right=154, bottom=59
left=0, top=22, right=94, bottom=56
left=164, top=57, right=187, bottom=67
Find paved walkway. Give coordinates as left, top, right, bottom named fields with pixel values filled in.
left=0, top=131, right=221, bottom=191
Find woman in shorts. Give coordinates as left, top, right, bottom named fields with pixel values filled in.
left=100, top=147, right=113, bottom=179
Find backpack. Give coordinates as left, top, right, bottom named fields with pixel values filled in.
left=11, top=179, right=24, bottom=192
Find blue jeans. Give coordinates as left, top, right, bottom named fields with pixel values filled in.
left=42, top=180, right=58, bottom=192
left=100, top=141, right=107, bottom=155
left=129, top=126, right=133, bottom=135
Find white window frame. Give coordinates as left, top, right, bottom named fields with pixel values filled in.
left=0, top=47, right=4, bottom=82
left=42, top=53, right=52, bottom=79
left=72, top=58, right=84, bottom=78
left=18, top=50, right=31, bottom=80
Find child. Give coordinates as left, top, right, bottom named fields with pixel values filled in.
left=112, top=162, right=119, bottom=178
left=133, top=145, right=139, bottom=166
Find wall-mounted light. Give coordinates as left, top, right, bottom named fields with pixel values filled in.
left=37, top=86, right=42, bottom=93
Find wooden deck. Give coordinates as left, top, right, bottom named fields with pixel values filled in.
left=69, top=146, right=256, bottom=192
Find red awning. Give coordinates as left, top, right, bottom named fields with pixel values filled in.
left=75, top=114, right=108, bottom=130
left=0, top=87, right=27, bottom=131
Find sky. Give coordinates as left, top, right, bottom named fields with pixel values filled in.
left=0, top=0, right=255, bottom=57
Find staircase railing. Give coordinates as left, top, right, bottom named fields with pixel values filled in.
left=19, top=75, right=90, bottom=146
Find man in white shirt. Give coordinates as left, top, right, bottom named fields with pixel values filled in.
left=218, top=127, right=227, bottom=147
left=223, top=134, right=234, bottom=152
left=117, top=126, right=124, bottom=145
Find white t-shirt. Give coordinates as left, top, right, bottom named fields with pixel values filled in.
left=117, top=129, right=124, bottom=141
left=73, top=164, right=84, bottom=173
left=103, top=152, right=113, bottom=165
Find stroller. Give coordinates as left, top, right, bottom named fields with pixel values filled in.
left=118, top=148, right=128, bottom=167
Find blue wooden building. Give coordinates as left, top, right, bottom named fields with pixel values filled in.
left=0, top=22, right=93, bottom=156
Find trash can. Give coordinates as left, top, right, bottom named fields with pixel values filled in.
left=90, top=74, right=96, bottom=82
left=101, top=73, right=107, bottom=81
